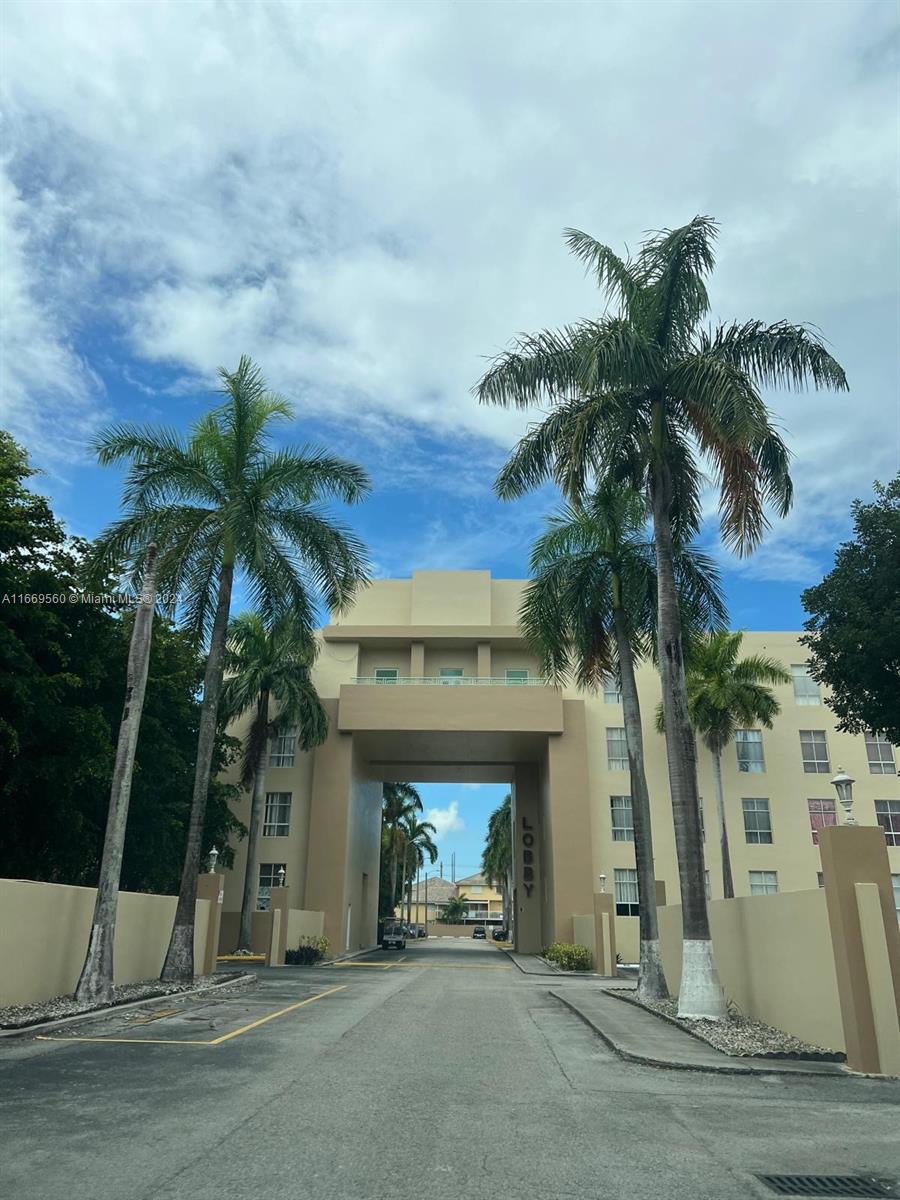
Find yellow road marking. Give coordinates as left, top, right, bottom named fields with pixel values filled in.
left=35, top=985, right=347, bottom=1047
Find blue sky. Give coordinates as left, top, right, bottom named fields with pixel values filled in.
left=2, top=0, right=899, bottom=644
left=413, top=782, right=510, bottom=886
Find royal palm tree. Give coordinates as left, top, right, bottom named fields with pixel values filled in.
left=220, top=612, right=328, bottom=952
left=382, top=783, right=423, bottom=911
left=673, top=631, right=789, bottom=899
left=482, top=794, right=512, bottom=936
left=400, top=814, right=438, bottom=926
left=475, top=217, right=847, bottom=1017
left=522, top=486, right=725, bottom=999
left=74, top=542, right=159, bottom=1004
left=92, top=356, right=370, bottom=980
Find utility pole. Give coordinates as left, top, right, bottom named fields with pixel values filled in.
left=424, top=872, right=428, bottom=937
left=451, top=852, right=455, bottom=883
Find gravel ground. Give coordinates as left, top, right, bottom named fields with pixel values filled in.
left=612, top=991, right=844, bottom=1060
left=0, top=973, right=247, bottom=1030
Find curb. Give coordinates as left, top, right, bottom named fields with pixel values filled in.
left=0, top=972, right=257, bottom=1040
left=503, top=949, right=614, bottom=979
left=548, top=989, right=852, bottom=1079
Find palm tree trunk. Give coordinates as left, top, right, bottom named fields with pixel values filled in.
left=650, top=448, right=725, bottom=1019
left=238, top=714, right=270, bottom=952
left=711, top=744, right=734, bottom=900
left=161, top=557, right=235, bottom=982
left=75, top=544, right=159, bottom=1005
left=390, top=843, right=399, bottom=913
left=612, top=597, right=669, bottom=1000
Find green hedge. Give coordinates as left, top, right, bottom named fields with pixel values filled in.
left=285, top=935, right=330, bottom=966
left=543, top=942, right=593, bottom=971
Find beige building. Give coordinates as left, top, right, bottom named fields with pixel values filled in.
left=219, top=570, right=900, bottom=962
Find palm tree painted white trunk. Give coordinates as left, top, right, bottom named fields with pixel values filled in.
left=709, top=741, right=735, bottom=900
left=75, top=543, right=159, bottom=1005
left=237, top=728, right=270, bottom=952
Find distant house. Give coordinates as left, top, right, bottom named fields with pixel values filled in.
left=452, top=872, right=503, bottom=925
left=394, top=876, right=456, bottom=925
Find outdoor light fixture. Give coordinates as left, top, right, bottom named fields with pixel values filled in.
left=599, top=874, right=607, bottom=893
left=831, top=767, right=857, bottom=826
left=207, top=846, right=219, bottom=873
left=277, top=866, right=286, bottom=887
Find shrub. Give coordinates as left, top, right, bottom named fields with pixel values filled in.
left=543, top=942, right=593, bottom=971
left=285, top=935, right=330, bottom=966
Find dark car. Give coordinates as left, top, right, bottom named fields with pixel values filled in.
left=492, top=928, right=508, bottom=941
left=472, top=925, right=486, bottom=939
left=416, top=925, right=428, bottom=938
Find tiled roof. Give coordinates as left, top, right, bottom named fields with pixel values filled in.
left=456, top=871, right=488, bottom=886
left=408, top=877, right=456, bottom=905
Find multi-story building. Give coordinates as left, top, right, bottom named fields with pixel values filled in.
left=219, top=570, right=900, bottom=961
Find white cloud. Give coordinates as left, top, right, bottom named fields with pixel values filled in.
left=425, top=801, right=465, bottom=839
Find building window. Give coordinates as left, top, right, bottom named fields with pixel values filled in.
left=875, top=800, right=900, bottom=847
left=257, top=862, right=287, bottom=909
left=749, top=870, right=778, bottom=896
left=614, top=868, right=639, bottom=916
left=505, top=669, right=529, bottom=685
left=817, top=872, right=825, bottom=889
left=807, top=798, right=836, bottom=845
left=742, top=797, right=773, bottom=844
left=374, top=668, right=399, bottom=684
left=865, top=733, right=896, bottom=775
left=791, top=663, right=821, bottom=705
left=602, top=675, right=622, bottom=703
left=263, top=792, right=292, bottom=837
left=610, top=795, right=634, bottom=842
left=468, top=885, right=483, bottom=894
left=735, top=729, right=765, bottom=773
left=892, top=875, right=900, bottom=919
left=269, top=731, right=296, bottom=768
left=799, top=730, right=830, bottom=774
left=439, top=667, right=464, bottom=685
left=606, top=727, right=629, bottom=771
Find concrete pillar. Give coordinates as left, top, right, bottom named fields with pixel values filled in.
left=819, top=825, right=900, bottom=1074
left=655, top=880, right=667, bottom=908
left=477, top=642, right=491, bottom=678
left=410, top=642, right=425, bottom=678
left=593, top=892, right=617, bottom=976
left=196, top=872, right=224, bottom=976
left=267, top=886, right=291, bottom=966
left=545, top=700, right=593, bottom=945
left=513, top=764, right=543, bottom=953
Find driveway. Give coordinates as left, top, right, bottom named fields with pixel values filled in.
left=1, top=938, right=897, bottom=1200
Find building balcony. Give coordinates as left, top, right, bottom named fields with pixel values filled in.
left=351, top=675, right=550, bottom=687
left=337, top=678, right=564, bottom=734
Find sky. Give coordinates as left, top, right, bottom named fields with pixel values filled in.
left=2, top=0, right=899, bottom=641
left=416, top=782, right=510, bottom=886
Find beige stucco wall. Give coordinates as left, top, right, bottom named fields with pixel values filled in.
left=285, top=908, right=326, bottom=945
left=0, top=879, right=209, bottom=1007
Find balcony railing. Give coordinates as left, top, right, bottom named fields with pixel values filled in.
left=352, top=675, right=552, bottom=687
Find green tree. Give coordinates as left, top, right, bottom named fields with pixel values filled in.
left=381, top=783, right=424, bottom=913
left=482, top=794, right=512, bottom=936
left=801, top=476, right=900, bottom=744
left=400, top=814, right=438, bottom=926
left=441, top=895, right=468, bottom=924
left=669, top=631, right=789, bottom=899
left=92, top=356, right=370, bottom=980
left=475, top=217, right=847, bottom=1018
left=522, top=486, right=725, bottom=998
left=220, top=612, right=328, bottom=952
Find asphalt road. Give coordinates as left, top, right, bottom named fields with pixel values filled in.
left=1, top=937, right=898, bottom=1200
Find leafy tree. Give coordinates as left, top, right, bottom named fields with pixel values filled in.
left=220, top=612, right=328, bottom=952
left=801, top=476, right=900, bottom=744
left=482, top=794, right=512, bottom=936
left=400, top=814, right=438, bottom=926
left=475, top=217, right=847, bottom=1018
left=381, top=782, right=424, bottom=914
left=91, top=356, right=371, bottom=980
left=441, top=895, right=468, bottom=924
left=522, top=485, right=725, bottom=998
left=667, top=631, right=789, bottom=899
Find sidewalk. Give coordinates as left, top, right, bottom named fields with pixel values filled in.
left=505, top=951, right=618, bottom=979
left=551, top=987, right=848, bottom=1077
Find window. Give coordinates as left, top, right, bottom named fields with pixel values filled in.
left=439, top=667, right=464, bottom=685
left=865, top=733, right=896, bottom=775
left=505, top=669, right=529, bottom=685
left=875, top=800, right=900, bottom=847
left=735, top=729, right=765, bottom=773
left=892, top=875, right=900, bottom=919
left=742, top=797, right=773, bottom=844
left=807, top=798, right=836, bottom=845
left=374, top=668, right=399, bottom=685
left=263, top=792, right=291, bottom=837
left=791, top=663, right=820, bottom=705
left=468, top=885, right=483, bottom=894
left=610, top=795, right=634, bottom=842
left=269, top=730, right=296, bottom=768
left=614, top=868, right=639, bottom=916
left=817, top=872, right=825, bottom=889
left=800, top=730, right=830, bottom=774
left=257, top=862, right=287, bottom=909
left=606, top=727, right=629, bottom=771
left=602, top=675, right=622, bottom=703
left=749, top=870, right=778, bottom=896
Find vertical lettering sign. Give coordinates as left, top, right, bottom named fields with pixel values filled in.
left=521, top=816, right=537, bottom=898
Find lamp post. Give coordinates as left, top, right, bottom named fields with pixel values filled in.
left=277, top=865, right=286, bottom=888
left=598, top=874, right=607, bottom=893
left=831, top=766, right=857, bottom=826
left=207, top=846, right=219, bottom=873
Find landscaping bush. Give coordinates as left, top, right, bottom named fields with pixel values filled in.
left=285, top=935, right=329, bottom=966
left=543, top=942, right=593, bottom=971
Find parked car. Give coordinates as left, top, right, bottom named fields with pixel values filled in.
left=382, top=920, right=406, bottom=950
left=416, top=925, right=427, bottom=938
left=492, top=928, right=508, bottom=941
left=472, top=925, right=486, bottom=939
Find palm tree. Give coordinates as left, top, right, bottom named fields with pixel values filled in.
left=74, top=542, right=159, bottom=1004
left=442, top=895, right=469, bottom=924
left=220, top=612, right=328, bottom=952
left=676, top=631, right=789, bottom=899
left=400, top=814, right=438, bottom=926
left=92, top=356, right=370, bottom=980
left=475, top=217, right=847, bottom=1017
left=522, top=486, right=726, bottom=999
left=381, top=783, right=423, bottom=911
left=482, top=794, right=512, bottom=937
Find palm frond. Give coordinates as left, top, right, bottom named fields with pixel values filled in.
left=698, top=320, right=849, bottom=393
